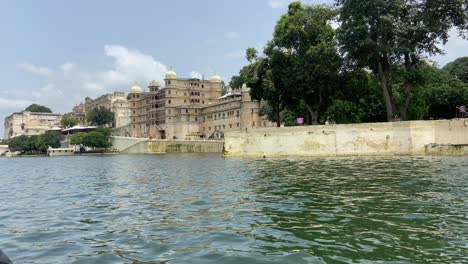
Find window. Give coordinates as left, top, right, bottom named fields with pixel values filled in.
left=168, top=80, right=171, bottom=85
left=185, top=109, right=188, bottom=113
left=184, top=99, right=186, bottom=103
left=209, top=127, right=211, bottom=130
left=195, top=117, right=198, bottom=121
left=168, top=100, right=171, bottom=104
left=168, top=90, right=171, bottom=94
left=202, top=100, right=204, bottom=104
left=230, top=124, right=232, bottom=128
left=202, top=85, right=204, bottom=88
left=223, top=125, right=225, bottom=129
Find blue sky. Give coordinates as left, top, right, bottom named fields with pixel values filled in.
left=1, top=0, right=467, bottom=137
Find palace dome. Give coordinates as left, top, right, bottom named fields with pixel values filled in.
left=149, top=80, right=160, bottom=87
left=130, top=85, right=142, bottom=93
left=165, top=70, right=177, bottom=79
left=241, top=83, right=250, bottom=91
left=211, top=74, right=222, bottom=82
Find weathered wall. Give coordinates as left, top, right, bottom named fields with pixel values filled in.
left=224, top=119, right=468, bottom=157
left=111, top=136, right=224, bottom=154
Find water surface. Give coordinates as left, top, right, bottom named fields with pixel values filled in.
left=0, top=155, right=467, bottom=263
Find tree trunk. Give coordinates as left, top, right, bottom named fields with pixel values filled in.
left=378, top=59, right=396, bottom=121
left=276, top=110, right=281, bottom=127
left=304, top=103, right=319, bottom=125
left=399, top=83, right=412, bottom=121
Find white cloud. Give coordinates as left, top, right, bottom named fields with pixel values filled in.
left=6, top=44, right=169, bottom=124
left=60, top=62, right=75, bottom=76
left=0, top=97, right=32, bottom=110
left=430, top=29, right=468, bottom=67
left=189, top=71, right=203, bottom=79
left=17, top=62, right=54, bottom=77
left=268, top=0, right=295, bottom=8
left=225, top=50, right=245, bottom=59
left=224, top=31, right=240, bottom=40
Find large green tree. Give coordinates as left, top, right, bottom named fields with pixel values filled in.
left=337, top=0, right=468, bottom=121
left=25, top=104, right=52, bottom=113
left=86, top=106, right=114, bottom=126
left=443, top=57, right=468, bottom=83
left=266, top=2, right=341, bottom=124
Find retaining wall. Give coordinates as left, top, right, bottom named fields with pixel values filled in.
left=224, top=119, right=468, bottom=157
left=111, top=137, right=224, bottom=154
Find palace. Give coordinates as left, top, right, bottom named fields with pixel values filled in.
left=73, top=70, right=271, bottom=140
left=4, top=111, right=61, bottom=139
left=116, top=71, right=268, bottom=139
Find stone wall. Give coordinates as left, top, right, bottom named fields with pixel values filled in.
left=111, top=136, right=224, bottom=154
left=224, top=119, right=468, bottom=157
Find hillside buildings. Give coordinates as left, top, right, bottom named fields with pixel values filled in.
left=4, top=111, right=61, bottom=139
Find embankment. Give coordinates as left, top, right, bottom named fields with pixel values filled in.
left=224, top=119, right=468, bottom=157
left=111, top=137, right=224, bottom=154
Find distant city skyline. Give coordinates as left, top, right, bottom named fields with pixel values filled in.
left=1, top=0, right=467, bottom=137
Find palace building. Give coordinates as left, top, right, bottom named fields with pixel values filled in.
left=74, top=70, right=271, bottom=140
left=4, top=111, right=62, bottom=139
left=120, top=70, right=266, bottom=139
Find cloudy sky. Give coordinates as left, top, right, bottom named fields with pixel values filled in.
left=1, top=0, right=467, bottom=137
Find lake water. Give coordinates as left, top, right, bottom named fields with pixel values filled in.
left=0, top=154, right=467, bottom=264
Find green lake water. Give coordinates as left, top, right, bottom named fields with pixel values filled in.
left=0, top=154, right=467, bottom=263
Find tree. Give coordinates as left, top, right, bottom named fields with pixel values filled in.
left=266, top=2, right=342, bottom=124
left=8, top=135, right=29, bottom=152
left=60, top=115, right=80, bottom=128
left=41, top=131, right=63, bottom=148
left=443, top=57, right=468, bottom=83
left=25, top=104, right=52, bottom=113
left=337, top=0, right=468, bottom=121
left=82, top=131, right=111, bottom=149
left=418, top=64, right=468, bottom=119
left=244, top=53, right=291, bottom=127
left=86, top=106, right=114, bottom=126
left=70, top=132, right=87, bottom=145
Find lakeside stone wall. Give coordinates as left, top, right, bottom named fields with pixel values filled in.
left=111, top=137, right=224, bottom=154
left=224, top=119, right=468, bottom=157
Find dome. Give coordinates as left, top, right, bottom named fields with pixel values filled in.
left=149, top=80, right=160, bottom=87
left=165, top=70, right=177, bottom=79
left=130, top=85, right=142, bottom=93
left=241, top=83, right=250, bottom=91
left=211, top=74, right=222, bottom=82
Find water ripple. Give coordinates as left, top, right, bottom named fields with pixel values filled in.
left=0, top=155, right=467, bottom=263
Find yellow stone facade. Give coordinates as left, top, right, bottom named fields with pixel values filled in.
left=73, top=70, right=271, bottom=139
left=4, top=111, right=61, bottom=139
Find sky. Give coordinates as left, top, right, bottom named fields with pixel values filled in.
left=1, top=0, right=467, bottom=137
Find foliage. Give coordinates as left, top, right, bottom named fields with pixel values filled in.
left=266, top=2, right=341, bottom=124
left=221, top=84, right=230, bottom=96
left=60, top=115, right=80, bottom=128
left=70, top=129, right=112, bottom=149
left=443, top=57, right=468, bottom=83
left=418, top=64, right=468, bottom=119
left=7, top=131, right=63, bottom=153
left=86, top=106, right=114, bottom=126
left=70, top=132, right=87, bottom=145
left=336, top=0, right=468, bottom=120
left=25, top=104, right=52, bottom=113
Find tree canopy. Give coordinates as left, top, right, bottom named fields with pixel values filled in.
left=25, top=104, right=52, bottom=113
left=70, top=128, right=112, bottom=150
left=86, top=106, right=114, bottom=126
left=60, top=115, right=80, bottom=128
left=336, top=0, right=468, bottom=120
left=443, top=57, right=468, bottom=83
left=8, top=131, right=63, bottom=153
left=231, top=1, right=468, bottom=126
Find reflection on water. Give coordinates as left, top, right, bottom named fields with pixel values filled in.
left=0, top=155, right=467, bottom=263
